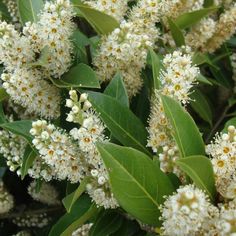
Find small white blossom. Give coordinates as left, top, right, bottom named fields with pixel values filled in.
left=0, top=181, right=14, bottom=214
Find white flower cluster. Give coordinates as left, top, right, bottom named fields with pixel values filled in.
left=0, top=181, right=14, bottom=214
left=23, top=0, right=75, bottom=77
left=0, top=129, right=26, bottom=172
left=72, top=223, right=93, bottom=236
left=30, top=120, right=86, bottom=183
left=2, top=0, right=19, bottom=25
left=82, top=0, right=129, bottom=22
left=12, top=213, right=50, bottom=228
left=231, top=53, right=236, bottom=92
left=28, top=181, right=60, bottom=206
left=67, top=90, right=118, bottom=209
left=206, top=125, right=236, bottom=199
left=204, top=2, right=236, bottom=53
left=160, top=185, right=218, bottom=236
left=147, top=48, right=199, bottom=177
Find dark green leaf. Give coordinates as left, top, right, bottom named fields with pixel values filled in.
left=74, top=4, right=119, bottom=35
left=97, top=142, right=174, bottom=226
left=21, top=145, right=37, bottom=180
left=49, top=195, right=97, bottom=236
left=176, top=7, right=218, bottom=29
left=89, top=211, right=124, bottom=236
left=88, top=91, right=150, bottom=155
left=0, top=120, right=33, bottom=143
left=0, top=103, right=7, bottom=125
left=196, top=74, right=213, bottom=85
left=104, top=73, right=129, bottom=107
left=17, top=0, right=44, bottom=25
left=0, top=2, right=11, bottom=21
left=148, top=48, right=162, bottom=90
left=168, top=18, right=185, bottom=47
left=51, top=64, right=100, bottom=89
left=176, top=155, right=216, bottom=201
left=190, top=89, right=212, bottom=125
left=0, top=88, right=9, bottom=102
left=161, top=95, right=205, bottom=157
left=62, top=177, right=91, bottom=213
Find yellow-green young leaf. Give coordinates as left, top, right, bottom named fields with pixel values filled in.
left=176, top=7, right=218, bottom=29
left=73, top=4, right=119, bottom=35
left=49, top=195, right=97, bottom=236
left=176, top=155, right=216, bottom=201
left=161, top=95, right=205, bottom=157
left=190, top=89, right=212, bottom=125
left=87, top=91, right=150, bottom=156
left=62, top=177, right=91, bottom=213
left=148, top=48, right=162, bottom=90
left=0, top=88, right=9, bottom=102
left=0, top=120, right=33, bottom=143
left=17, top=0, right=44, bottom=25
left=168, top=18, right=185, bottom=47
left=21, top=145, right=37, bottom=180
left=104, top=73, right=129, bottom=107
left=97, top=142, right=174, bottom=226
left=51, top=64, right=100, bottom=89
left=89, top=210, right=124, bottom=236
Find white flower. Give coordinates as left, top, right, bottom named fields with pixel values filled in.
left=0, top=181, right=14, bottom=214
left=28, top=181, right=60, bottom=206
left=72, top=223, right=93, bottom=236
left=160, top=185, right=217, bottom=236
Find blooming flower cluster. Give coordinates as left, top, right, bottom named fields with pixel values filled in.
left=147, top=47, right=199, bottom=177
left=2, top=0, right=19, bottom=26
left=160, top=185, right=217, bottom=236
left=30, top=120, right=86, bottom=183
left=0, top=181, right=14, bottom=214
left=28, top=181, right=60, bottom=206
left=72, top=223, right=93, bottom=236
left=206, top=125, right=236, bottom=199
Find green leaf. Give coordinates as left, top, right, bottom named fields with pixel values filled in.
left=204, top=0, right=214, bottom=7
left=30, top=46, right=50, bottom=67
left=88, top=91, right=150, bottom=155
left=74, top=4, right=119, bottom=35
left=0, top=103, right=7, bottom=125
left=168, top=18, right=185, bottom=47
left=62, top=177, right=91, bottom=213
left=0, top=2, right=11, bottom=21
left=21, top=145, right=37, bottom=180
left=176, top=7, right=218, bottom=29
left=190, top=89, right=212, bottom=125
left=0, top=88, right=9, bottom=102
left=196, top=74, right=213, bottom=85
left=176, top=155, right=216, bottom=201
left=17, top=0, right=44, bottom=25
left=49, top=195, right=97, bottom=236
left=89, top=211, right=124, bottom=236
left=161, top=95, right=205, bottom=157
left=223, top=117, right=236, bottom=133
left=104, top=73, right=129, bottom=107
left=148, top=48, right=162, bottom=90
left=97, top=142, right=174, bottom=226
left=0, top=120, right=33, bottom=143
left=50, top=64, right=100, bottom=89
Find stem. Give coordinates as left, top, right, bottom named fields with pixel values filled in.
left=206, top=105, right=230, bottom=143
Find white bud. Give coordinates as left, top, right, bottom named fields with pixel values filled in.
left=66, top=114, right=74, bottom=122
left=30, top=128, right=37, bottom=136
left=66, top=99, right=73, bottom=108
left=98, top=176, right=106, bottom=185
left=41, top=131, right=49, bottom=140
left=83, top=101, right=92, bottom=110
left=228, top=125, right=235, bottom=133
left=91, top=169, right=98, bottom=177
left=79, top=93, right=88, bottom=102
left=72, top=105, right=79, bottom=114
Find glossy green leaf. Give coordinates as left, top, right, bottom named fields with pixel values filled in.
left=176, top=7, right=218, bottom=29
left=148, top=48, right=162, bottom=90
left=190, top=89, right=212, bottom=125
left=49, top=195, right=97, bottom=236
left=0, top=88, right=9, bottom=102
left=168, top=18, right=185, bottom=47
left=21, top=145, right=37, bottom=180
left=161, top=95, right=205, bottom=157
left=17, top=0, right=44, bottom=24
left=196, top=74, right=212, bottom=85
left=62, top=177, right=91, bottom=213
left=104, top=73, right=129, bottom=107
left=0, top=103, right=7, bottom=125
left=74, top=4, right=119, bottom=35
left=51, top=63, right=100, bottom=89
left=89, top=211, right=124, bottom=236
left=176, top=155, right=216, bottom=201
left=97, top=142, right=174, bottom=226
left=0, top=120, right=33, bottom=143
left=88, top=91, right=150, bottom=155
